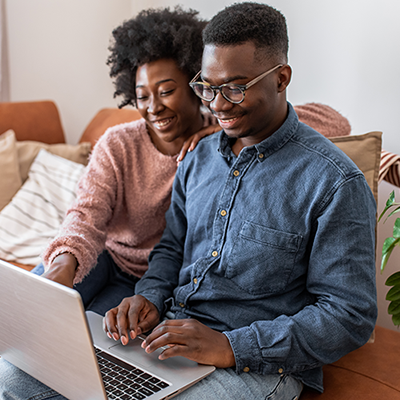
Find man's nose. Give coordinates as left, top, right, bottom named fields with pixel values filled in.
left=208, top=91, right=234, bottom=113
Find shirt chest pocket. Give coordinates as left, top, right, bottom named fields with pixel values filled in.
left=225, top=221, right=302, bottom=295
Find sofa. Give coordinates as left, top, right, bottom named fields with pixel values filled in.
left=1, top=100, right=399, bottom=399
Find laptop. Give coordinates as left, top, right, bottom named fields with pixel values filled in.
left=0, top=260, right=215, bottom=399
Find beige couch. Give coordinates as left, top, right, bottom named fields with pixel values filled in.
left=1, top=100, right=399, bottom=399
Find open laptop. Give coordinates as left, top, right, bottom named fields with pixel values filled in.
left=0, top=260, right=215, bottom=399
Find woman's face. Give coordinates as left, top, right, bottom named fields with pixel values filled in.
left=136, top=59, right=203, bottom=154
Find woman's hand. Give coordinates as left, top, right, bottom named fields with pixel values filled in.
left=177, top=124, right=220, bottom=163
left=42, top=253, right=77, bottom=288
left=141, top=319, right=236, bottom=368
left=103, top=295, right=160, bottom=346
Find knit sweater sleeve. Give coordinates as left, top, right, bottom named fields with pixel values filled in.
left=41, top=124, right=130, bottom=283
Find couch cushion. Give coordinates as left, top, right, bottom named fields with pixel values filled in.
left=0, top=130, right=22, bottom=211
left=0, top=101, right=65, bottom=143
left=301, top=325, right=400, bottom=399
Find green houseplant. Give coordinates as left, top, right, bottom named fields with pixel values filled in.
left=379, top=190, right=400, bottom=326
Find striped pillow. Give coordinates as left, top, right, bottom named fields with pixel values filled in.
left=0, top=149, right=85, bottom=265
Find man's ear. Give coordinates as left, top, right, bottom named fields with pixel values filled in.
left=277, top=64, right=292, bottom=92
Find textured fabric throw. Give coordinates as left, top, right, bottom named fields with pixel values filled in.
left=0, top=149, right=85, bottom=264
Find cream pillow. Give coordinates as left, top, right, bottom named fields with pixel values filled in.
left=17, top=141, right=91, bottom=182
left=0, top=130, right=23, bottom=210
left=0, top=149, right=86, bottom=265
left=329, top=131, right=382, bottom=344
left=329, top=131, right=382, bottom=204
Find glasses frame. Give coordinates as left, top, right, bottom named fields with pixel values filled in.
left=189, top=64, right=283, bottom=104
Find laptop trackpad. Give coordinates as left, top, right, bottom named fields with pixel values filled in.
left=110, top=340, right=198, bottom=369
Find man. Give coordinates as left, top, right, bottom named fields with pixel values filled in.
left=104, top=3, right=377, bottom=399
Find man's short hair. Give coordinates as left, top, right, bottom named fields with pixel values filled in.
left=202, top=2, right=288, bottom=62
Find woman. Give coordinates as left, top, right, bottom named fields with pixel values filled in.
left=0, top=6, right=219, bottom=399
left=32, top=7, right=216, bottom=316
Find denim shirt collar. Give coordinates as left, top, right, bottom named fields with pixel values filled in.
left=217, top=102, right=299, bottom=162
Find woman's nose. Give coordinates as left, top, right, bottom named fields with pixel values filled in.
left=147, top=96, right=164, bottom=114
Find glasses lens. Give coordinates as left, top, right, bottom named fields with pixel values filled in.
left=192, top=83, right=214, bottom=101
left=221, top=85, right=244, bottom=104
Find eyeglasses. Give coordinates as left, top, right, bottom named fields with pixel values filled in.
left=189, top=64, right=283, bottom=104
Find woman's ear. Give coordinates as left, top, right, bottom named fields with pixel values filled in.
left=277, top=64, right=292, bottom=92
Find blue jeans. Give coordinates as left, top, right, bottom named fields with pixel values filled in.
left=0, top=357, right=303, bottom=399
left=32, top=250, right=138, bottom=316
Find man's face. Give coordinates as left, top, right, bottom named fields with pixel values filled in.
left=200, top=42, right=290, bottom=147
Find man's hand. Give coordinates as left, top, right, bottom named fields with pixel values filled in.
left=103, top=295, right=160, bottom=346
left=141, top=319, right=236, bottom=368
left=42, top=253, right=77, bottom=288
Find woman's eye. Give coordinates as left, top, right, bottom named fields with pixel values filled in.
left=160, top=89, right=175, bottom=96
left=136, top=95, right=148, bottom=101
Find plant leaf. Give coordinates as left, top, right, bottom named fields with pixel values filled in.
left=387, top=207, right=400, bottom=221
left=378, top=190, right=395, bottom=222
left=393, top=218, right=400, bottom=238
left=386, top=285, right=400, bottom=301
left=388, top=300, right=400, bottom=315
left=392, top=313, right=400, bottom=326
left=386, top=271, right=400, bottom=286
left=381, top=239, right=396, bottom=271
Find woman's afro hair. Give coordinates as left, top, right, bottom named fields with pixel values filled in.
left=107, top=6, right=207, bottom=108
left=203, top=2, right=288, bottom=62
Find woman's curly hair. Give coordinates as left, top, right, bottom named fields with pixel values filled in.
left=107, top=6, right=207, bottom=108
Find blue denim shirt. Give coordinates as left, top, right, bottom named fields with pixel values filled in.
left=136, top=103, right=377, bottom=392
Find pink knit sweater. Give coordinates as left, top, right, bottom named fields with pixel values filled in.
left=42, top=119, right=178, bottom=283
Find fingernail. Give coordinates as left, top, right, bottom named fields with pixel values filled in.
left=121, top=336, right=128, bottom=345
left=130, top=330, right=136, bottom=340
left=112, top=333, right=119, bottom=341
left=107, top=332, right=112, bottom=339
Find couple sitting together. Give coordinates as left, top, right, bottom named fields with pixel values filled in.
left=0, top=2, right=376, bottom=399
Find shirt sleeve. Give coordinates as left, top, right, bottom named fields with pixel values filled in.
left=224, top=175, right=377, bottom=376
left=42, top=130, right=122, bottom=283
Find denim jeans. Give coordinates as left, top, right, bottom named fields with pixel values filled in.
left=32, top=250, right=139, bottom=316
left=0, top=357, right=303, bottom=400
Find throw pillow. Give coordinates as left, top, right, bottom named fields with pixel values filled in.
left=0, top=149, right=86, bottom=265
left=16, top=141, right=91, bottom=182
left=329, top=131, right=382, bottom=344
left=329, top=131, right=382, bottom=204
left=0, top=130, right=23, bottom=210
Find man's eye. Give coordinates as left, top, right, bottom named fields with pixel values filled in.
left=226, top=86, right=242, bottom=95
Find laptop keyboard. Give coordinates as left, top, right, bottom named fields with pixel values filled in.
left=95, top=347, right=170, bottom=399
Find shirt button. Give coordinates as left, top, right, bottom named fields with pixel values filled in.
left=193, top=278, right=198, bottom=284
left=243, top=367, right=250, bottom=372
left=258, top=153, right=264, bottom=159
left=278, top=368, right=284, bottom=374
left=233, top=170, right=240, bottom=177
left=212, top=251, right=218, bottom=257
left=179, top=302, right=185, bottom=308
left=220, top=210, right=227, bottom=216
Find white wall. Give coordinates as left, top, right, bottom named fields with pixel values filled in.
left=6, top=0, right=131, bottom=144
left=7, top=0, right=400, bottom=153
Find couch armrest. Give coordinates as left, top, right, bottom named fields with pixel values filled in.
left=79, top=107, right=141, bottom=147
left=0, top=100, right=65, bottom=143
